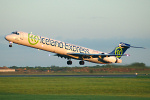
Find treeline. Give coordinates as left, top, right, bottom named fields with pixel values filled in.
left=9, top=62, right=148, bottom=70
left=100, top=62, right=147, bottom=68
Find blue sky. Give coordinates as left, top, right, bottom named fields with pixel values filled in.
left=0, top=0, right=150, bottom=67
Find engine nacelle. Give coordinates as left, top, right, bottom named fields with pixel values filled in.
left=98, top=57, right=122, bottom=63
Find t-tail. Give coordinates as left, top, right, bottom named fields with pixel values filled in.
left=109, top=42, right=145, bottom=58
left=109, top=42, right=130, bottom=58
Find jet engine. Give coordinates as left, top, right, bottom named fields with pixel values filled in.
left=98, top=56, right=122, bottom=63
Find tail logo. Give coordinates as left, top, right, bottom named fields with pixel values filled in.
left=115, top=47, right=123, bottom=58
left=28, top=33, right=39, bottom=45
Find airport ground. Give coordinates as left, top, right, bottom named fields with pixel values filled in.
left=0, top=75, right=150, bottom=100
left=0, top=63, right=150, bottom=100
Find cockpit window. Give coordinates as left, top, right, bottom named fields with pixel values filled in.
left=12, top=32, right=19, bottom=35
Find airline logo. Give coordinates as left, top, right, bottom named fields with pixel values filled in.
left=28, top=33, right=89, bottom=54
left=115, top=47, right=123, bottom=58
left=28, top=33, right=39, bottom=45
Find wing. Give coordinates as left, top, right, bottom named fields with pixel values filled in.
left=67, top=53, right=128, bottom=59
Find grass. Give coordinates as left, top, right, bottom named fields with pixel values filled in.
left=0, top=77, right=150, bottom=100
left=0, top=94, right=150, bottom=100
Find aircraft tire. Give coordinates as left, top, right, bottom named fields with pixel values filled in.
left=9, top=45, right=12, bottom=47
left=67, top=60, right=72, bottom=65
left=79, top=61, right=84, bottom=65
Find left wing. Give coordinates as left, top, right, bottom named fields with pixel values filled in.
left=67, top=53, right=128, bottom=59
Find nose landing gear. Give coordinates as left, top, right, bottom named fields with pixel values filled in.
left=9, top=42, right=13, bottom=47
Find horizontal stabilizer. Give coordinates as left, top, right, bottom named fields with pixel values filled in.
left=119, top=42, right=145, bottom=49
left=130, top=46, right=146, bottom=49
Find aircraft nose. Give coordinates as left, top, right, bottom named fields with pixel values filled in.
left=5, top=35, right=11, bottom=41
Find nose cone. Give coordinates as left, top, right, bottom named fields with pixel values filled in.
left=5, top=35, right=12, bottom=41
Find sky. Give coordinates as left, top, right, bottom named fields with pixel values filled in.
left=0, top=0, right=150, bottom=67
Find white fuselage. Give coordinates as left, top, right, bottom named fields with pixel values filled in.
left=5, top=31, right=122, bottom=64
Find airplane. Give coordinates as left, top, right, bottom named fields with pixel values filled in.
left=5, top=31, right=144, bottom=65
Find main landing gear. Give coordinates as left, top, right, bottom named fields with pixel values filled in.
left=79, top=61, right=84, bottom=65
left=67, top=60, right=72, bottom=65
left=67, top=60, right=85, bottom=65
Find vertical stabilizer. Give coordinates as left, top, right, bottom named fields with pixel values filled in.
left=109, top=42, right=130, bottom=58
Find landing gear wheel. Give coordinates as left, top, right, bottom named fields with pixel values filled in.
left=79, top=61, right=84, bottom=65
left=9, top=42, right=13, bottom=47
left=67, top=60, right=72, bottom=65
left=9, top=45, right=12, bottom=47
